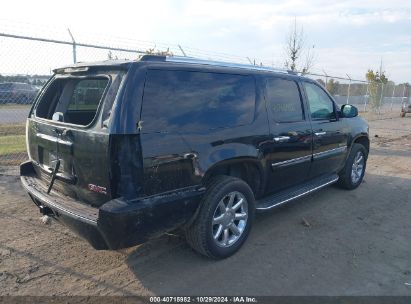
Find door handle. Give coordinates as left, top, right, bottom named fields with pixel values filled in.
left=315, top=132, right=326, bottom=136
left=273, top=136, right=290, bottom=142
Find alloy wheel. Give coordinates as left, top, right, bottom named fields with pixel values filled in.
left=351, top=151, right=365, bottom=184
left=212, top=191, right=248, bottom=248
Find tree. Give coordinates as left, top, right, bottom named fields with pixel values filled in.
left=284, top=18, right=315, bottom=74
left=366, top=69, right=388, bottom=111
left=326, top=79, right=340, bottom=95
left=107, top=51, right=118, bottom=60
left=316, top=79, right=325, bottom=87
left=143, top=47, right=173, bottom=56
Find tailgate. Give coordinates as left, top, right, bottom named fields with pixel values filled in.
left=25, top=67, right=126, bottom=207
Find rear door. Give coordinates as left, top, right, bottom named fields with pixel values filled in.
left=139, top=68, right=259, bottom=196
left=301, top=81, right=349, bottom=177
left=264, top=77, right=313, bottom=193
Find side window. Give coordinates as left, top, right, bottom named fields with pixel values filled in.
left=266, top=78, right=304, bottom=122
left=303, top=82, right=335, bottom=120
left=142, top=70, right=256, bottom=132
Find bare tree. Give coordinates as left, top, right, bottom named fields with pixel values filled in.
left=284, top=18, right=315, bottom=74
left=301, top=44, right=315, bottom=74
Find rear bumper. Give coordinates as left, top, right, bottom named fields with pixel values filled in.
left=20, top=161, right=203, bottom=250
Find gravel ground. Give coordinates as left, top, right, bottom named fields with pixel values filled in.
left=0, top=116, right=410, bottom=296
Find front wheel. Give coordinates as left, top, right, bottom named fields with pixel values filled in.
left=185, top=176, right=255, bottom=259
left=337, top=143, right=368, bottom=190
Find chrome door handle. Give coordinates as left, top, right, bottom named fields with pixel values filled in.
left=315, top=132, right=326, bottom=136
left=273, top=136, right=290, bottom=142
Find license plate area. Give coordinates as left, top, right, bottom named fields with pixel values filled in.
left=48, top=151, right=65, bottom=172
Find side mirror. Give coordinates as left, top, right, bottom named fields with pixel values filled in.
left=52, top=112, right=64, bottom=122
left=341, top=104, right=358, bottom=118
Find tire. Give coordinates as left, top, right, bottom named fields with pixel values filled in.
left=185, top=175, right=255, bottom=259
left=337, top=143, right=368, bottom=190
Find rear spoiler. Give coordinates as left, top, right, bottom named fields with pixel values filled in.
left=53, top=61, right=131, bottom=74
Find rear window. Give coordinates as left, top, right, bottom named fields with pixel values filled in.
left=141, top=70, right=256, bottom=132
left=68, top=79, right=107, bottom=111
left=35, top=77, right=109, bottom=126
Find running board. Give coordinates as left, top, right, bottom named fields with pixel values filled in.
left=256, top=174, right=339, bottom=211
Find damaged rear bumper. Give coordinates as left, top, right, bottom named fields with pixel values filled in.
left=20, top=161, right=204, bottom=250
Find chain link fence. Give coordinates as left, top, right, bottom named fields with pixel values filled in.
left=1, top=29, right=410, bottom=171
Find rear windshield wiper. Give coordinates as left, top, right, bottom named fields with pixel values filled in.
left=47, top=159, right=60, bottom=194
left=47, top=127, right=63, bottom=194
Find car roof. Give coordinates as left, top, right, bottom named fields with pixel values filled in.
left=139, top=55, right=306, bottom=79
left=53, top=55, right=311, bottom=82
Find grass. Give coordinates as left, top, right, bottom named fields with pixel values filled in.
left=0, top=135, right=26, bottom=155
left=0, top=103, right=32, bottom=109
left=0, top=123, right=25, bottom=136
left=0, top=123, right=26, bottom=157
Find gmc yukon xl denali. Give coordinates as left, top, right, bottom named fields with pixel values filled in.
left=20, top=56, right=369, bottom=258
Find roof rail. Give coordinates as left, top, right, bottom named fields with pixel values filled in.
left=149, top=55, right=294, bottom=74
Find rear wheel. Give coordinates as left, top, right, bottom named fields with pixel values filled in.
left=185, top=176, right=255, bottom=259
left=337, top=143, right=368, bottom=190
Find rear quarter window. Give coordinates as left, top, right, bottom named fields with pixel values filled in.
left=141, top=70, right=256, bottom=132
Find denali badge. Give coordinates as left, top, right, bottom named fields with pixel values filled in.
left=88, top=184, right=107, bottom=195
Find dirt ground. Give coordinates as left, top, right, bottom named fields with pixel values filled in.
left=1, top=116, right=411, bottom=296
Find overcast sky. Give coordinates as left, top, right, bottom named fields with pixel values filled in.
left=0, top=0, right=410, bottom=83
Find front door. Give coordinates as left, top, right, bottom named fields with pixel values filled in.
left=264, top=77, right=313, bottom=193
left=301, top=81, right=349, bottom=178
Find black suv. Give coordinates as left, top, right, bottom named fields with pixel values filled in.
left=20, top=56, right=369, bottom=258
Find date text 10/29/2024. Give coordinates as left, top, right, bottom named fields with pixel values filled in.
left=149, top=297, right=258, bottom=303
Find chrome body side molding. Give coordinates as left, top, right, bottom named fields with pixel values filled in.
left=271, top=155, right=311, bottom=168
left=312, top=146, right=347, bottom=160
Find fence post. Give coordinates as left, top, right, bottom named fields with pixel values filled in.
left=379, top=80, right=384, bottom=114
left=178, top=45, right=187, bottom=57
left=363, top=82, right=369, bottom=112
left=67, top=28, right=76, bottom=64
left=323, top=70, right=328, bottom=88
left=390, top=84, right=396, bottom=111
left=402, top=84, right=407, bottom=108
left=346, top=74, right=351, bottom=104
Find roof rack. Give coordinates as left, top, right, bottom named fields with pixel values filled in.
left=159, top=56, right=292, bottom=75
left=138, top=55, right=296, bottom=75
